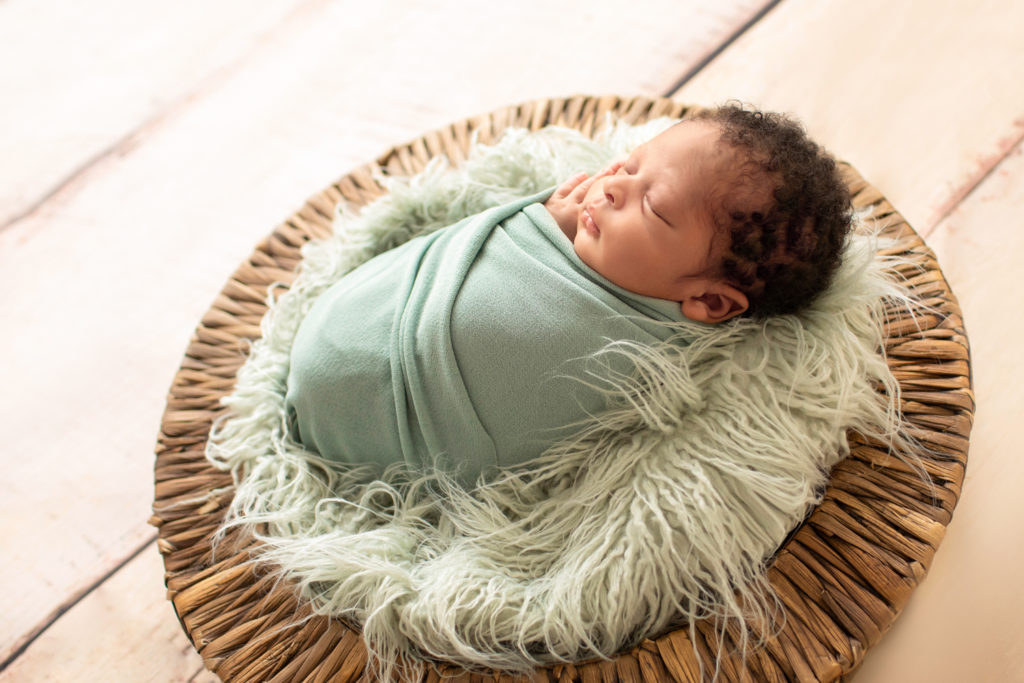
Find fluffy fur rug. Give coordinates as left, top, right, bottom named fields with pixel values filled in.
left=207, top=119, right=915, bottom=679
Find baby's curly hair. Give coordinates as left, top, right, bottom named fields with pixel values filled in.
left=694, top=104, right=853, bottom=317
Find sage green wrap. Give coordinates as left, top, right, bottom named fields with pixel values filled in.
left=285, top=189, right=687, bottom=485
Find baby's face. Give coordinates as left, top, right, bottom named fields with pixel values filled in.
left=573, top=121, right=732, bottom=302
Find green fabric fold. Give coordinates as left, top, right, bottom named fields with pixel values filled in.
left=285, top=189, right=688, bottom=484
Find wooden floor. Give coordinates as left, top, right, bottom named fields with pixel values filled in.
left=1, top=0, right=1021, bottom=680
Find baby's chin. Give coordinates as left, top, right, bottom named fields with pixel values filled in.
left=572, top=238, right=604, bottom=279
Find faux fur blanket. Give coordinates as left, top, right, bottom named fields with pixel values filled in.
left=207, top=119, right=911, bottom=678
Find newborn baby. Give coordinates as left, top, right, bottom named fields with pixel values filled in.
left=285, top=105, right=851, bottom=485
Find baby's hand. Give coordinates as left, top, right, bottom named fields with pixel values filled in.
left=544, top=162, right=623, bottom=240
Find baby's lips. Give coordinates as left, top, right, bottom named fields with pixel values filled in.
left=582, top=207, right=600, bottom=236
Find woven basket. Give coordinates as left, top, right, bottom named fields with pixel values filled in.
left=152, top=95, right=972, bottom=682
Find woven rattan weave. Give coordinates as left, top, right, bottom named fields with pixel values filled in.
left=152, top=95, right=972, bottom=682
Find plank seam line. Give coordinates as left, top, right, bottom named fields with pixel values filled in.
left=0, top=0, right=330, bottom=235
left=661, top=0, right=785, bottom=97
left=922, top=124, right=1024, bottom=237
left=187, top=663, right=213, bottom=682
left=0, top=140, right=128, bottom=232
left=0, top=533, right=157, bottom=672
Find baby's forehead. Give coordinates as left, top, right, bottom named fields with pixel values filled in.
left=640, top=121, right=750, bottom=178
left=695, top=140, right=776, bottom=211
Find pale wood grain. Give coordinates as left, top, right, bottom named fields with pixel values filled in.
left=672, top=0, right=1024, bottom=234
left=0, top=544, right=219, bottom=683
left=0, top=0, right=774, bottom=669
left=854, top=141, right=1024, bottom=683
left=0, top=0, right=307, bottom=228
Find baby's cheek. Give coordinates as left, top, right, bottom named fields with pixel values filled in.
left=571, top=238, right=586, bottom=263
left=572, top=238, right=601, bottom=274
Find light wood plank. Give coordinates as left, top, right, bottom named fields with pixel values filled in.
left=670, top=2, right=1024, bottom=677
left=854, top=141, right=1024, bottom=682
left=0, top=0, right=773, bottom=667
left=0, top=0, right=306, bottom=228
left=0, top=544, right=218, bottom=683
left=672, top=0, right=1024, bottom=233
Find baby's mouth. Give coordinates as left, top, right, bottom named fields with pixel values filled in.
left=582, top=207, right=600, bottom=236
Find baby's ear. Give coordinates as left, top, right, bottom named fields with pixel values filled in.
left=680, top=283, right=748, bottom=323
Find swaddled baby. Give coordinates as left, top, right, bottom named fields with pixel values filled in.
left=285, top=105, right=852, bottom=485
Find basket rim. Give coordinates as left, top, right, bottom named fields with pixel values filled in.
left=153, top=94, right=972, bottom=682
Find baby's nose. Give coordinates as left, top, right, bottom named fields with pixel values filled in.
left=604, top=178, right=623, bottom=206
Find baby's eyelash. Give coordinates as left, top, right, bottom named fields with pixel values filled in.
left=645, top=195, right=668, bottom=224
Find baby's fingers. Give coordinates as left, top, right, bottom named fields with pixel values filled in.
left=594, top=160, right=624, bottom=178
left=569, top=163, right=615, bottom=199
left=572, top=160, right=623, bottom=195
left=555, top=171, right=589, bottom=197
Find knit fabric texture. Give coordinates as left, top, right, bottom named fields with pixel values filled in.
left=285, top=185, right=706, bottom=486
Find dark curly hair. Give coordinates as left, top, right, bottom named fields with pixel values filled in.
left=693, top=104, right=852, bottom=317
